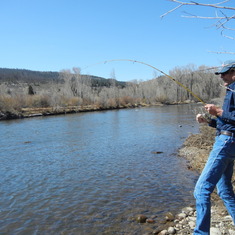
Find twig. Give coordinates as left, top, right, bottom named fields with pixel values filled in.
left=165, top=0, right=235, bottom=11
left=208, top=50, right=235, bottom=54
left=160, top=4, right=183, bottom=18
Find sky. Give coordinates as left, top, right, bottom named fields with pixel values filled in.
left=1, top=0, right=234, bottom=81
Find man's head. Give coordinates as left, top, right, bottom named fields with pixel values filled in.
left=215, top=60, right=235, bottom=86
left=215, top=60, right=235, bottom=75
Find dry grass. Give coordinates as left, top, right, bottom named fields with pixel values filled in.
left=179, top=125, right=216, bottom=173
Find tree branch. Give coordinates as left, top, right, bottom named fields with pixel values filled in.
left=162, top=0, right=235, bottom=54
left=208, top=50, right=235, bottom=54
left=165, top=0, right=235, bottom=11
left=160, top=4, right=183, bottom=18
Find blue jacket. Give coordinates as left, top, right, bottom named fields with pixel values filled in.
left=210, top=81, right=235, bottom=133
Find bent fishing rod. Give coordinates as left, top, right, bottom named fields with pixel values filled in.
left=83, top=59, right=207, bottom=105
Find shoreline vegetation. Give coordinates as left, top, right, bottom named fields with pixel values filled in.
left=0, top=100, right=192, bottom=121
left=0, top=65, right=224, bottom=121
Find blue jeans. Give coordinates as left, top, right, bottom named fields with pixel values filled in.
left=194, top=134, right=235, bottom=234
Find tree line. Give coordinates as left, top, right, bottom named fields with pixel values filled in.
left=0, top=65, right=223, bottom=116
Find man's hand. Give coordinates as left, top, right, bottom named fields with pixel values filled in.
left=196, top=114, right=208, bottom=123
left=204, top=104, right=223, bottom=117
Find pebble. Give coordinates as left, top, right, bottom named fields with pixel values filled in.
left=168, top=226, right=176, bottom=234
left=135, top=205, right=235, bottom=234
left=229, top=229, right=235, bottom=235
left=176, top=212, right=187, bottom=220
left=146, top=218, right=155, bottom=223
left=165, top=212, right=175, bottom=221
left=188, top=221, right=196, bottom=229
left=136, top=214, right=147, bottom=223
left=210, top=227, right=222, bottom=235
left=158, top=230, right=168, bottom=235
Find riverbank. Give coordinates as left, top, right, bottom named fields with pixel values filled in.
left=133, top=124, right=235, bottom=234
left=0, top=101, right=198, bottom=121
left=177, top=124, right=235, bottom=234
left=0, top=103, right=152, bottom=120
left=157, top=125, right=235, bottom=234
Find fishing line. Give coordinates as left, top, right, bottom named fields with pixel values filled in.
left=82, top=59, right=207, bottom=105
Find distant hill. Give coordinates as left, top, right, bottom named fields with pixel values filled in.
left=0, top=68, right=127, bottom=88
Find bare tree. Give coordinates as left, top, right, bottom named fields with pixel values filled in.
left=162, top=0, right=235, bottom=53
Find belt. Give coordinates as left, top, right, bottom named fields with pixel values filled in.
left=220, top=130, right=235, bottom=137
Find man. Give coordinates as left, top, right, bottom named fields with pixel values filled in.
left=194, top=60, right=235, bottom=234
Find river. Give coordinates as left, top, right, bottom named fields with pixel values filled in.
left=0, top=104, right=200, bottom=234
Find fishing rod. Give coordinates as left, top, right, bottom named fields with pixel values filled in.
left=83, top=59, right=207, bottom=105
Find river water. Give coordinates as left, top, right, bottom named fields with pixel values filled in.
left=0, top=104, right=200, bottom=234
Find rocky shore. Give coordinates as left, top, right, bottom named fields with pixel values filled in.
left=135, top=124, right=235, bottom=234
left=136, top=204, right=235, bottom=234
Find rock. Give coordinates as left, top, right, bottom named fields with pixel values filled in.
left=136, top=214, right=147, bottom=223
left=165, top=212, right=175, bottom=221
left=152, top=228, right=162, bottom=234
left=188, top=221, right=196, bottom=229
left=229, top=229, right=235, bottom=235
left=146, top=218, right=155, bottom=223
left=223, top=215, right=233, bottom=221
left=158, top=230, right=168, bottom=235
left=168, top=226, right=176, bottom=234
left=150, top=215, right=158, bottom=219
left=188, top=216, right=196, bottom=222
left=210, top=227, right=222, bottom=235
left=182, top=206, right=194, bottom=216
left=151, top=151, right=163, bottom=154
left=175, top=223, right=183, bottom=230
left=176, top=212, right=187, bottom=220
left=24, top=141, right=32, bottom=144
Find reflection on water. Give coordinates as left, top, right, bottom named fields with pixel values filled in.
left=0, top=104, right=200, bottom=234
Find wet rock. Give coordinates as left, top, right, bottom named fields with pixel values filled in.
left=151, top=151, right=163, bottom=154
left=150, top=215, right=158, bottom=219
left=24, top=141, right=32, bottom=144
left=146, top=218, right=155, bottom=223
left=136, top=214, right=147, bottom=223
left=152, top=228, right=162, bottom=234
left=165, top=212, right=175, bottom=221
left=132, top=201, right=235, bottom=234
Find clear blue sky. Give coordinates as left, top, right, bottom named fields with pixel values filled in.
left=1, top=0, right=234, bottom=81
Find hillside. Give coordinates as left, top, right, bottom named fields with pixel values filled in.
left=0, top=68, right=127, bottom=88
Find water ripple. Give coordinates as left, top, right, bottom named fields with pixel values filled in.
left=0, top=105, right=199, bottom=234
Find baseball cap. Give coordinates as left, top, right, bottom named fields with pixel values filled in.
left=215, top=60, right=235, bottom=75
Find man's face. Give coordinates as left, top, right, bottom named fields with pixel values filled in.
left=220, top=70, right=235, bottom=86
